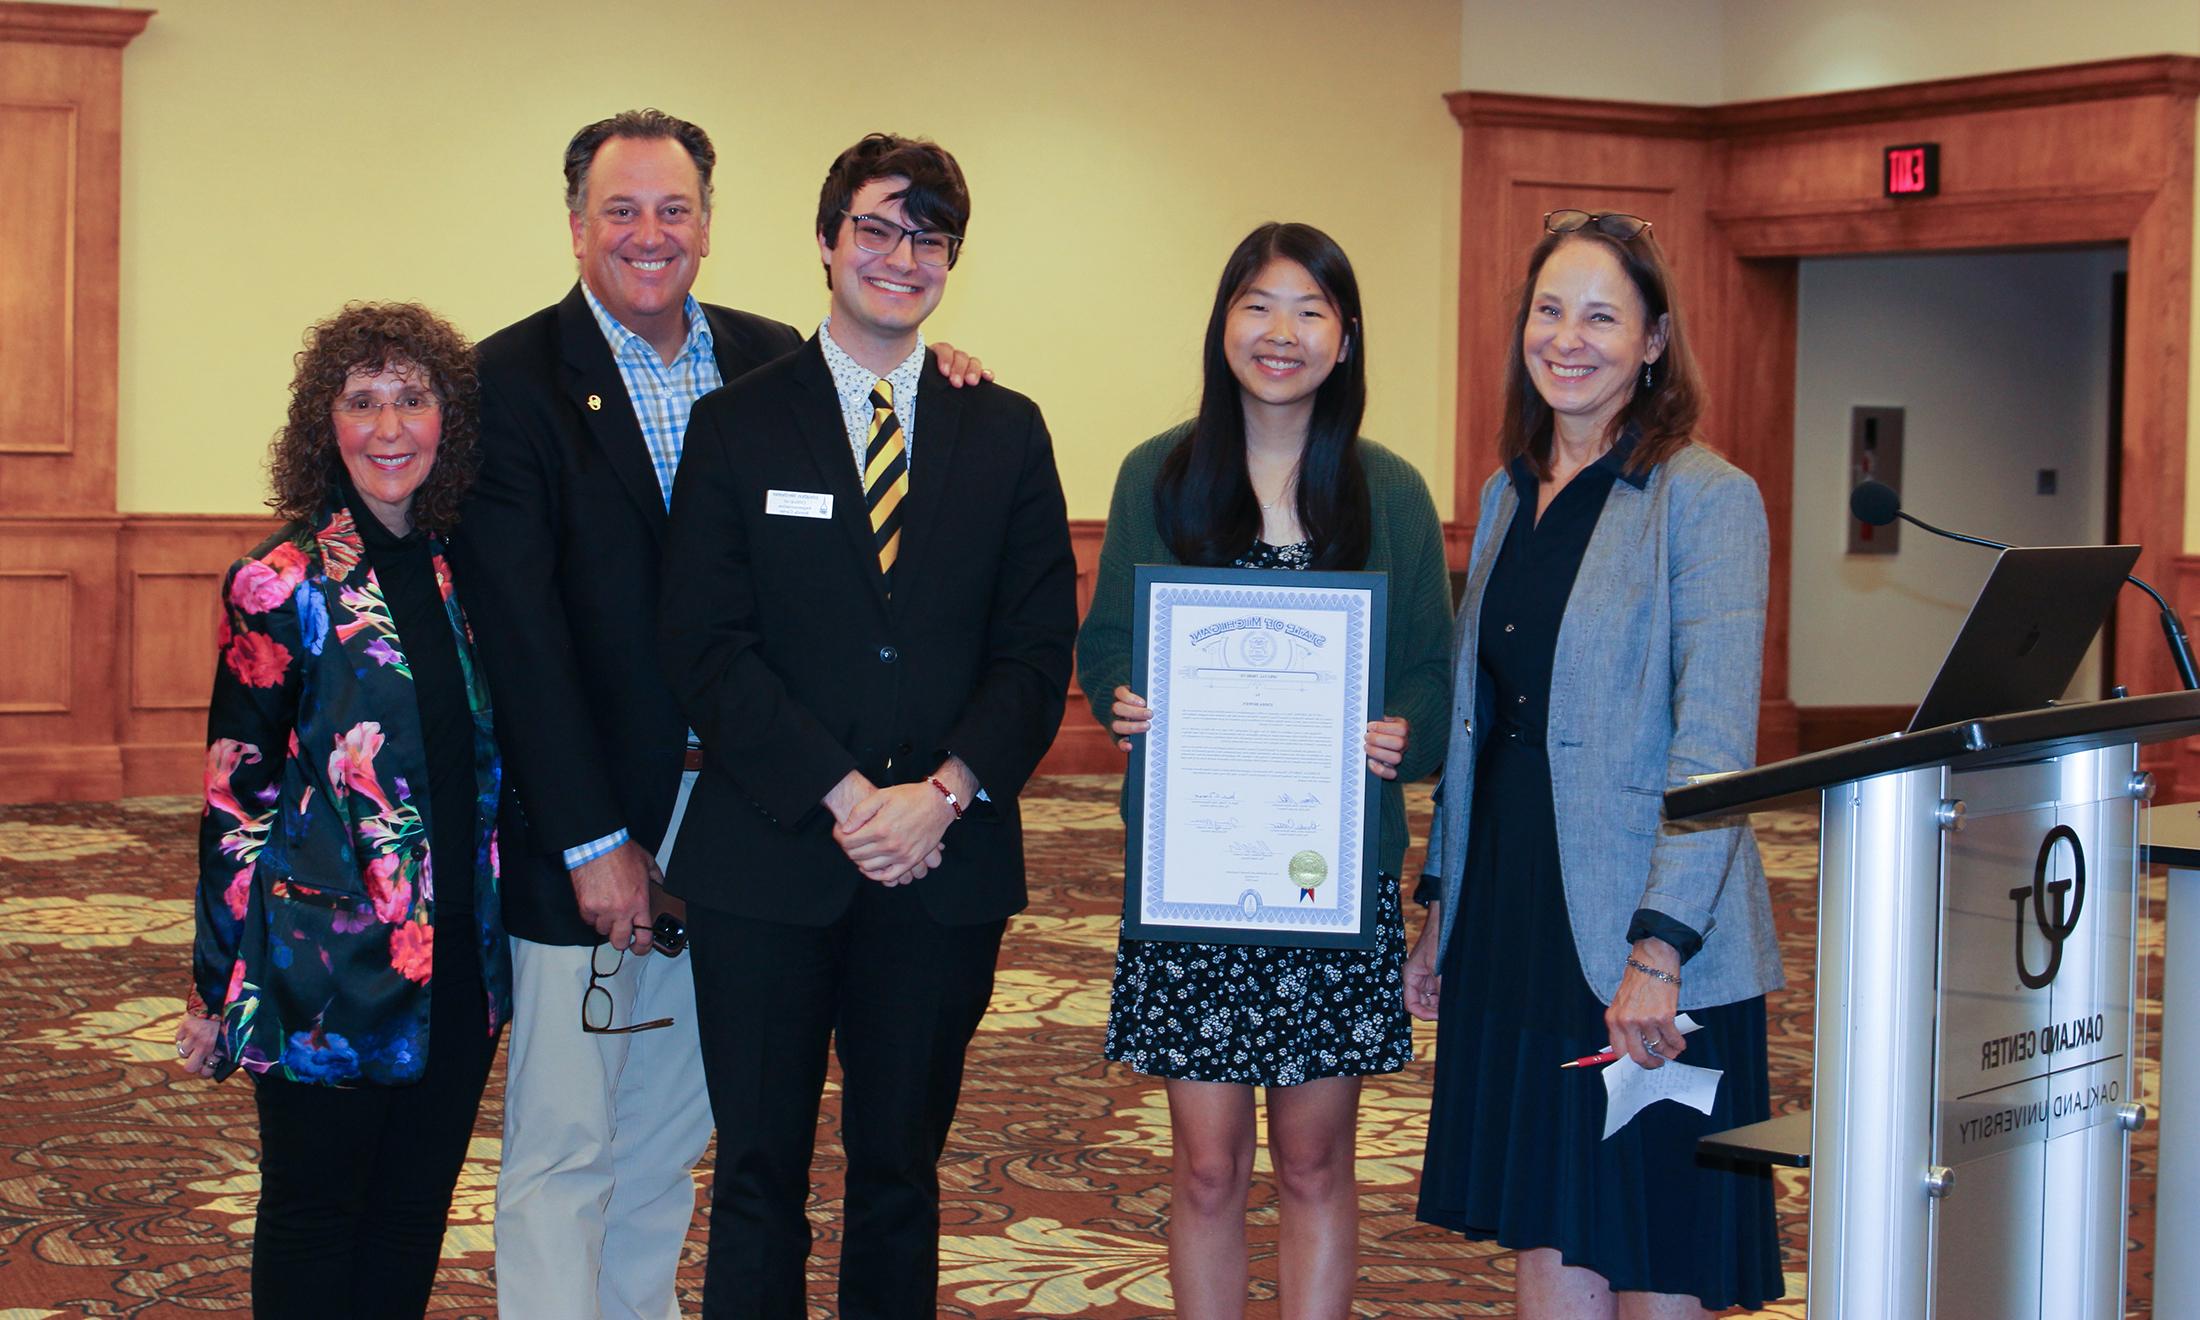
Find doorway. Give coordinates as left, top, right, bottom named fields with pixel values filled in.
left=1789, top=248, right=2128, bottom=749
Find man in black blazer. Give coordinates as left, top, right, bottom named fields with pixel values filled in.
left=659, top=133, right=1076, bottom=1319
left=454, top=112, right=990, bottom=1320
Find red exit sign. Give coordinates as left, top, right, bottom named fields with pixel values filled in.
left=1885, top=142, right=1940, bottom=198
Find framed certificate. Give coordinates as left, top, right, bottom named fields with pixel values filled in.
left=1123, top=565, right=1388, bottom=949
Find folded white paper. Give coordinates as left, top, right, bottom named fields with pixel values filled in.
left=1600, top=1013, right=1720, bottom=1139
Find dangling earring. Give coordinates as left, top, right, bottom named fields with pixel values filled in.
left=1640, top=361, right=1655, bottom=390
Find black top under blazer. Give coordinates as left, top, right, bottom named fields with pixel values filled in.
left=452, top=284, right=802, bottom=945
left=658, top=336, right=1079, bottom=928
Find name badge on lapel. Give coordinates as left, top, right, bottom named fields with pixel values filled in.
left=765, top=490, right=834, bottom=519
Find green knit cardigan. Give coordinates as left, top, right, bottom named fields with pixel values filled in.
left=1075, top=424, right=1456, bottom=879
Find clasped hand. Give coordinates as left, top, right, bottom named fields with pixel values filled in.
left=1110, top=686, right=1411, bottom=778
left=827, top=769, right=950, bottom=886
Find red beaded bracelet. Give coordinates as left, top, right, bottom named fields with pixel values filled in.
left=927, top=775, right=964, bottom=820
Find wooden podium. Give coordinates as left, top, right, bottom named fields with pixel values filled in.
left=1666, top=691, right=2200, bottom=1320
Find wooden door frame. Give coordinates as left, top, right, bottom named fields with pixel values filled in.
left=1448, top=56, right=2200, bottom=775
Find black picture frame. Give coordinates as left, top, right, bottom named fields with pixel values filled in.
left=1122, top=564, right=1388, bottom=950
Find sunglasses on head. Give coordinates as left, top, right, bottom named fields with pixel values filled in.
left=1543, top=209, right=1653, bottom=242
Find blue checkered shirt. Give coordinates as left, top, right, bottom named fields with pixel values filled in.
left=565, top=284, right=723, bottom=873
left=580, top=283, right=722, bottom=509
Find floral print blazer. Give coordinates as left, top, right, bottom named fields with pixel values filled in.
left=191, top=502, right=510, bottom=1086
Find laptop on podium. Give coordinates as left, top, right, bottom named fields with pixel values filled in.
left=1906, top=544, right=2140, bottom=733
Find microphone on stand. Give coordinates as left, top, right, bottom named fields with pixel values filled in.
left=1848, top=478, right=2200, bottom=691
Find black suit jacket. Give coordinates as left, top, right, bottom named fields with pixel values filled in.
left=658, top=336, right=1077, bottom=927
left=451, top=285, right=802, bottom=944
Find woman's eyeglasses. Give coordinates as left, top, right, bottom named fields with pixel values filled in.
left=333, top=393, right=440, bottom=421
left=1543, top=209, right=1653, bottom=242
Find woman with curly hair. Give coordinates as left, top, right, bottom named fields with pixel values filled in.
left=172, top=302, right=510, bottom=1316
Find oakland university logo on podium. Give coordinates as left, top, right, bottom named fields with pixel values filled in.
left=1949, top=809, right=2122, bottom=1165
left=2010, top=824, right=2086, bottom=990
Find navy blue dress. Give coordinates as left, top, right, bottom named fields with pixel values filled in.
left=1415, top=449, right=1783, bottom=1310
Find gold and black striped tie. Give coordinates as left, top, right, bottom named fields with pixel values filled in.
left=863, top=381, right=908, bottom=590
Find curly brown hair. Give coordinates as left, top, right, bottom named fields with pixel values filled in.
left=267, top=302, right=480, bottom=535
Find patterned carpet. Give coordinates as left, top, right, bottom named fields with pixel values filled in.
left=0, top=778, right=2160, bottom=1316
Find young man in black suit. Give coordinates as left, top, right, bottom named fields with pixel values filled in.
left=659, top=133, right=1077, bottom=1319
left=454, top=112, right=989, bottom=1320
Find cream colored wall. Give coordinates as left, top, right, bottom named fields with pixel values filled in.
left=116, top=0, right=1462, bottom=520
left=1459, top=0, right=1725, bottom=104
left=1718, top=0, right=2200, bottom=100
left=1459, top=0, right=2200, bottom=106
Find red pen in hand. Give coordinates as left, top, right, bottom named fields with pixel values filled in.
left=1560, top=1014, right=1701, bottom=1069
left=1559, top=1048, right=1620, bottom=1070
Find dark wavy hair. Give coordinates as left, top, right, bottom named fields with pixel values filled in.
left=267, top=302, right=480, bottom=535
left=564, top=108, right=716, bottom=216
left=1154, top=222, right=1370, bottom=570
left=815, top=133, right=970, bottom=288
left=1498, top=224, right=1703, bottom=478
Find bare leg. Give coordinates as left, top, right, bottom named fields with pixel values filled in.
left=1616, top=1289, right=1713, bottom=1320
left=1265, top=1075, right=1363, bottom=1320
left=1164, top=1078, right=1258, bottom=1320
left=1516, top=1247, right=1617, bottom=1320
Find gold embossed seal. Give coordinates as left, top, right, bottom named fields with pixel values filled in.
left=1288, top=850, right=1328, bottom=900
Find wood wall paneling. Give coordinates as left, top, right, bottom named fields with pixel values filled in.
left=117, top=516, right=279, bottom=797
left=0, top=520, right=115, bottom=743
left=2122, top=100, right=2197, bottom=722
left=1449, top=57, right=2200, bottom=778
left=0, top=4, right=146, bottom=515
left=0, top=518, right=120, bottom=799
left=128, top=573, right=223, bottom=712
left=0, top=103, right=75, bottom=457
left=0, top=570, right=71, bottom=712
left=2172, top=555, right=2200, bottom=791
left=123, top=569, right=224, bottom=799
left=0, top=2, right=152, bottom=47
left=0, top=5, right=150, bottom=803
left=1448, top=100, right=1793, bottom=759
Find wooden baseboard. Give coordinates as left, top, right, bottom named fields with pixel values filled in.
left=1795, top=704, right=1911, bottom=755
left=121, top=740, right=202, bottom=798
left=0, top=743, right=122, bottom=804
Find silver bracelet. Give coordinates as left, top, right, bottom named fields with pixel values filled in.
left=1625, top=955, right=1681, bottom=987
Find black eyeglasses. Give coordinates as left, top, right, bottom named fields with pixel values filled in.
left=1544, top=209, right=1653, bottom=241
left=841, top=210, right=963, bottom=268
left=580, top=941, right=676, bottom=1035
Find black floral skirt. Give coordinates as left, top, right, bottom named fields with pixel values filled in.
left=1104, top=877, right=1413, bottom=1087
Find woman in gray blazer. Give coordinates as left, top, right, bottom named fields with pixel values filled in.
left=1406, top=211, right=1785, bottom=1317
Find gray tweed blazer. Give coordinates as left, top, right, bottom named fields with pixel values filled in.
left=1428, top=442, right=1785, bottom=1009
